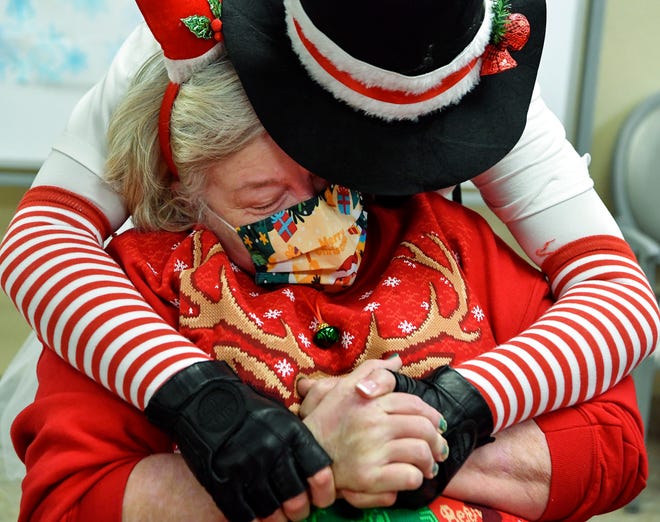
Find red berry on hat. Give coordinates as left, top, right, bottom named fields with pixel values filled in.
left=501, top=13, right=530, bottom=51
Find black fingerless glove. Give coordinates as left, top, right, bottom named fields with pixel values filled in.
left=390, top=365, right=494, bottom=509
left=145, top=360, right=332, bottom=522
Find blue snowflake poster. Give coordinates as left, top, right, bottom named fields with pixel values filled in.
left=0, top=0, right=142, bottom=87
left=0, top=1, right=143, bottom=171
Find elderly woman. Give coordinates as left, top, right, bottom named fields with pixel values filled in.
left=12, top=38, right=647, bottom=522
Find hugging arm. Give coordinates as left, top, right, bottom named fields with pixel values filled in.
left=443, top=375, right=646, bottom=521
left=408, top=103, right=657, bottom=486
left=365, top=184, right=656, bottom=504
left=144, top=359, right=334, bottom=522
left=13, top=349, right=332, bottom=522
left=459, top=88, right=658, bottom=434
left=13, top=352, right=441, bottom=521
left=298, top=365, right=644, bottom=520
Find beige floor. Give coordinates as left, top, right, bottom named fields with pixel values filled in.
left=0, top=187, right=34, bottom=522
left=0, top=479, right=19, bottom=522
left=0, top=188, right=33, bottom=374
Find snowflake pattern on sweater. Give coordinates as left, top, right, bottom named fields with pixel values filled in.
left=108, top=193, right=550, bottom=412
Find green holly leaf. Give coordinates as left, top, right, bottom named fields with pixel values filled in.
left=181, top=15, right=213, bottom=39
left=208, top=0, right=222, bottom=19
left=491, top=0, right=512, bottom=45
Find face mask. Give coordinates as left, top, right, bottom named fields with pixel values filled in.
left=214, top=185, right=367, bottom=287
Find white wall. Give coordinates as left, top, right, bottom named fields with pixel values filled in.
left=0, top=0, right=142, bottom=177
left=536, top=0, right=588, bottom=140
left=0, top=85, right=91, bottom=172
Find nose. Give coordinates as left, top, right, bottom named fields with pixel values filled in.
left=290, top=171, right=331, bottom=201
left=310, top=172, right=331, bottom=194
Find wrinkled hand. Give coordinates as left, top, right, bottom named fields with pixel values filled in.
left=145, top=360, right=334, bottom=522
left=358, top=365, right=494, bottom=509
left=298, top=358, right=449, bottom=509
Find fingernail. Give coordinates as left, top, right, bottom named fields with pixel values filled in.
left=441, top=443, right=450, bottom=460
left=386, top=353, right=400, bottom=359
left=432, top=462, right=439, bottom=477
left=438, top=416, right=448, bottom=433
left=356, top=379, right=379, bottom=396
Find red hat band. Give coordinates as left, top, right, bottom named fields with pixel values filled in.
left=284, top=0, right=493, bottom=121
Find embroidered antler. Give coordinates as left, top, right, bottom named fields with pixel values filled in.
left=179, top=231, right=480, bottom=404
left=179, top=232, right=316, bottom=404
left=351, top=233, right=480, bottom=376
left=396, top=234, right=479, bottom=344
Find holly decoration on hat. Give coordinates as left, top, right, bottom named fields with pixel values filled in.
left=481, top=0, right=531, bottom=76
left=182, top=0, right=224, bottom=42
left=490, top=0, right=513, bottom=46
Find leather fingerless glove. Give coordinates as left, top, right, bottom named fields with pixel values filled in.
left=145, top=360, right=332, bottom=522
left=390, top=365, right=494, bottom=509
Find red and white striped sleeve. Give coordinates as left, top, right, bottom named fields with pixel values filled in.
left=463, top=87, right=659, bottom=432
left=457, top=235, right=659, bottom=433
left=0, top=186, right=211, bottom=410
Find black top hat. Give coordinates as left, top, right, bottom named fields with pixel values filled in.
left=222, top=0, right=546, bottom=195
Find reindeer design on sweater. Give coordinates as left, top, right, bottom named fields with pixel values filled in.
left=178, top=229, right=485, bottom=411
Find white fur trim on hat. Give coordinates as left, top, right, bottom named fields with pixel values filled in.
left=284, top=0, right=494, bottom=121
left=164, top=42, right=225, bottom=84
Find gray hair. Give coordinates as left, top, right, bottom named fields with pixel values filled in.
left=105, top=53, right=262, bottom=231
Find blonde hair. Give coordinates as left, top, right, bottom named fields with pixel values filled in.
left=105, top=53, right=262, bottom=231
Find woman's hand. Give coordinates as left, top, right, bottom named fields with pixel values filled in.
left=298, top=358, right=449, bottom=508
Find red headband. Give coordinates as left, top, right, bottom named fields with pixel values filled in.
left=135, top=0, right=225, bottom=179
left=159, top=82, right=181, bottom=179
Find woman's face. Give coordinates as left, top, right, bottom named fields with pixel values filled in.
left=203, top=133, right=328, bottom=272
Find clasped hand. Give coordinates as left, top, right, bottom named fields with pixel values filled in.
left=298, top=357, right=449, bottom=510
left=144, top=357, right=451, bottom=522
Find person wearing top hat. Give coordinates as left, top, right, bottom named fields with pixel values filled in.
left=11, top=23, right=646, bottom=521
left=0, top=0, right=656, bottom=519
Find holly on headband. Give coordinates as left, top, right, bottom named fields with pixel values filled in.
left=182, top=0, right=224, bottom=42
left=135, top=0, right=226, bottom=179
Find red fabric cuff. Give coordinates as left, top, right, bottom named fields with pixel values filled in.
left=535, top=376, right=647, bottom=521
left=17, top=185, right=113, bottom=240
left=73, top=461, right=138, bottom=522
left=534, top=406, right=595, bottom=520
left=540, top=235, right=635, bottom=280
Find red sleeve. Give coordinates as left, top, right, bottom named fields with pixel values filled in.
left=105, top=228, right=192, bottom=327
left=535, top=375, right=647, bottom=521
left=12, top=348, right=172, bottom=522
left=439, top=200, right=554, bottom=343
